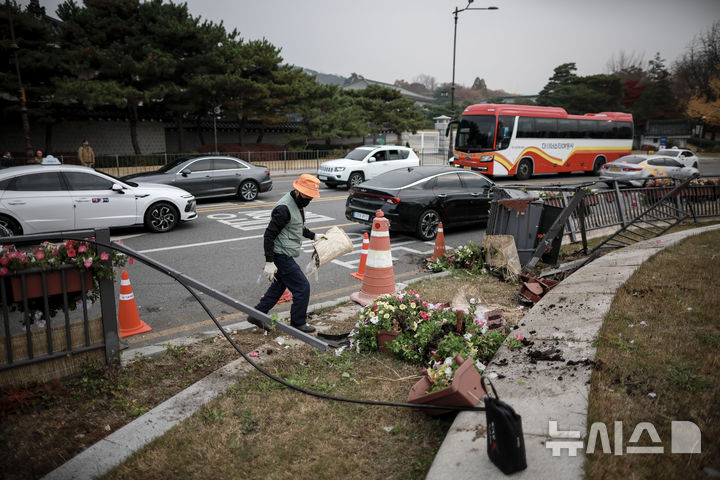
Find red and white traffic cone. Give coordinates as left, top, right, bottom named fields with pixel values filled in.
left=350, top=210, right=396, bottom=307
left=350, top=232, right=369, bottom=280
left=427, top=222, right=447, bottom=262
left=117, top=270, right=152, bottom=338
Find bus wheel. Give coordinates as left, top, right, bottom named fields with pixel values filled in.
left=516, top=159, right=532, bottom=181
left=588, top=157, right=605, bottom=175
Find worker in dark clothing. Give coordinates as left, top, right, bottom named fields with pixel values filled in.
left=249, top=174, right=323, bottom=333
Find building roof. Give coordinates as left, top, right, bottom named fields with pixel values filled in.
left=342, top=74, right=435, bottom=104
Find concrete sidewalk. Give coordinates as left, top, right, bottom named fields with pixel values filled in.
left=425, top=223, right=720, bottom=480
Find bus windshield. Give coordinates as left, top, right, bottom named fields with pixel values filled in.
left=455, top=115, right=496, bottom=153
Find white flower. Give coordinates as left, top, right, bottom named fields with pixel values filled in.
left=463, top=333, right=472, bottom=341
left=475, top=360, right=486, bottom=371
left=444, top=356, right=454, bottom=366
left=444, top=367, right=452, bottom=376
left=470, top=298, right=476, bottom=304
left=370, top=316, right=379, bottom=324
left=481, top=326, right=488, bottom=335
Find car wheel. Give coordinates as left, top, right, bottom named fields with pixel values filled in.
left=238, top=180, right=259, bottom=201
left=515, top=159, right=532, bottom=181
left=0, top=215, right=21, bottom=237
left=347, top=172, right=364, bottom=189
left=144, top=202, right=179, bottom=233
left=325, top=183, right=337, bottom=189
left=416, top=209, right=441, bottom=241
left=588, top=157, right=605, bottom=175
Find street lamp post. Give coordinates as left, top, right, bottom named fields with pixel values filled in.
left=450, top=1, right=498, bottom=117
left=448, top=1, right=497, bottom=161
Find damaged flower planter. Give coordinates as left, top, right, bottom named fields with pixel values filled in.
left=376, top=329, right=400, bottom=353
left=407, top=355, right=486, bottom=416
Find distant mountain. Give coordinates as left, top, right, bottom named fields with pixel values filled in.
left=303, top=68, right=347, bottom=86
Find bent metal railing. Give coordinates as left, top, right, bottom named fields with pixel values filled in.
left=1, top=228, right=329, bottom=379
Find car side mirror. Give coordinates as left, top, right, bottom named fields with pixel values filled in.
left=368, top=158, right=375, bottom=163
left=112, top=183, right=125, bottom=194
left=181, top=170, right=190, bottom=177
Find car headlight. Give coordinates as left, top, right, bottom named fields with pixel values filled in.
left=333, top=167, right=345, bottom=172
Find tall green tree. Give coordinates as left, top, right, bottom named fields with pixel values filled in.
left=0, top=1, right=63, bottom=155
left=55, top=0, right=199, bottom=153
left=536, top=63, right=624, bottom=114
left=347, top=84, right=425, bottom=140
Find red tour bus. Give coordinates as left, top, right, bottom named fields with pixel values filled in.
left=451, top=104, right=633, bottom=180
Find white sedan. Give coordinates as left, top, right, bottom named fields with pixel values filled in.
left=599, top=154, right=699, bottom=187
left=0, top=165, right=197, bottom=235
left=654, top=148, right=700, bottom=168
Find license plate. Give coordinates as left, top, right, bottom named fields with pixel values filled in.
left=609, top=168, right=620, bottom=172
left=318, top=175, right=327, bottom=180
left=464, top=166, right=471, bottom=170
left=352, top=211, right=370, bottom=221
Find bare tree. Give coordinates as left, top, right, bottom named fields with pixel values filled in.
left=606, top=50, right=647, bottom=81
left=674, top=21, right=720, bottom=101
left=413, top=74, right=437, bottom=92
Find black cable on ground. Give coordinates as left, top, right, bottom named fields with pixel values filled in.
left=88, top=237, right=487, bottom=413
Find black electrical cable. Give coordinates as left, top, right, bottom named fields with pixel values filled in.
left=86, top=236, right=487, bottom=413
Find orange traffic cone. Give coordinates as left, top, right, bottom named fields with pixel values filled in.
left=427, top=222, right=447, bottom=262
left=118, top=270, right=152, bottom=338
left=350, top=232, right=369, bottom=280
left=350, top=210, right=396, bottom=307
left=278, top=288, right=293, bottom=303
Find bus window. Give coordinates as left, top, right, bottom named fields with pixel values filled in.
left=496, top=115, right=515, bottom=150
left=616, top=121, right=634, bottom=139
left=456, top=115, right=496, bottom=152
left=578, top=120, right=597, bottom=138
left=557, top=119, right=579, bottom=138
left=517, top=117, right=535, bottom=138
left=535, top=118, right=557, bottom=138
left=596, top=121, right=613, bottom=139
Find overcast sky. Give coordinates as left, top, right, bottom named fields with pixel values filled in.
left=34, top=0, right=720, bottom=95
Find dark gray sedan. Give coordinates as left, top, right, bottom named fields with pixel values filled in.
left=122, top=156, right=272, bottom=201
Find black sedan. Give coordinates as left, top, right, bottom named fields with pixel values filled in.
left=345, top=166, right=495, bottom=240
left=122, top=155, right=272, bottom=201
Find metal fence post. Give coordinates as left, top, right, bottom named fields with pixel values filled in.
left=284, top=150, right=287, bottom=173
left=96, top=228, right=120, bottom=365
left=613, top=181, right=627, bottom=226
left=560, top=191, right=578, bottom=242
left=115, top=154, right=120, bottom=178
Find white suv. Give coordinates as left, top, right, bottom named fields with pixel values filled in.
left=317, top=145, right=420, bottom=188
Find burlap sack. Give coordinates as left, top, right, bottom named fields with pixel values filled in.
left=311, top=226, right=353, bottom=268
left=482, top=235, right=521, bottom=280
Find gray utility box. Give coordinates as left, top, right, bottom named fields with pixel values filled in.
left=486, top=188, right=544, bottom=265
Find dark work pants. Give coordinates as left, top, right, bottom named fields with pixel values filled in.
left=255, top=254, right=310, bottom=326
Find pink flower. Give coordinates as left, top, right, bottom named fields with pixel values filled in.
left=78, top=245, right=87, bottom=253
left=0, top=257, right=8, bottom=266
left=515, top=333, right=524, bottom=341
left=100, top=252, right=110, bottom=261
left=0, top=267, right=7, bottom=276
left=35, top=251, right=45, bottom=260
left=67, top=248, right=76, bottom=258
left=83, top=258, right=93, bottom=268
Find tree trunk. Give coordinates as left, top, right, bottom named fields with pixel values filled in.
left=256, top=123, right=265, bottom=143
left=128, top=102, right=141, bottom=154
left=44, top=124, right=52, bottom=156
left=176, top=112, right=184, bottom=152
left=238, top=115, right=247, bottom=146
left=196, top=115, right=206, bottom=147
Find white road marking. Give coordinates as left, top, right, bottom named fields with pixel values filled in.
left=207, top=210, right=333, bottom=231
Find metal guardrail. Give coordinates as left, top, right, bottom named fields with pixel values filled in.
left=527, top=178, right=720, bottom=242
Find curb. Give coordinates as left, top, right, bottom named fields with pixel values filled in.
left=425, top=224, right=720, bottom=480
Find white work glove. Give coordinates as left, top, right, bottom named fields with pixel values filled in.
left=263, top=262, right=278, bottom=282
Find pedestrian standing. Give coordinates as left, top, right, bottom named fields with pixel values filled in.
left=29, top=150, right=43, bottom=164
left=249, top=174, right=324, bottom=333
left=78, top=139, right=95, bottom=168
left=1, top=152, right=13, bottom=168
